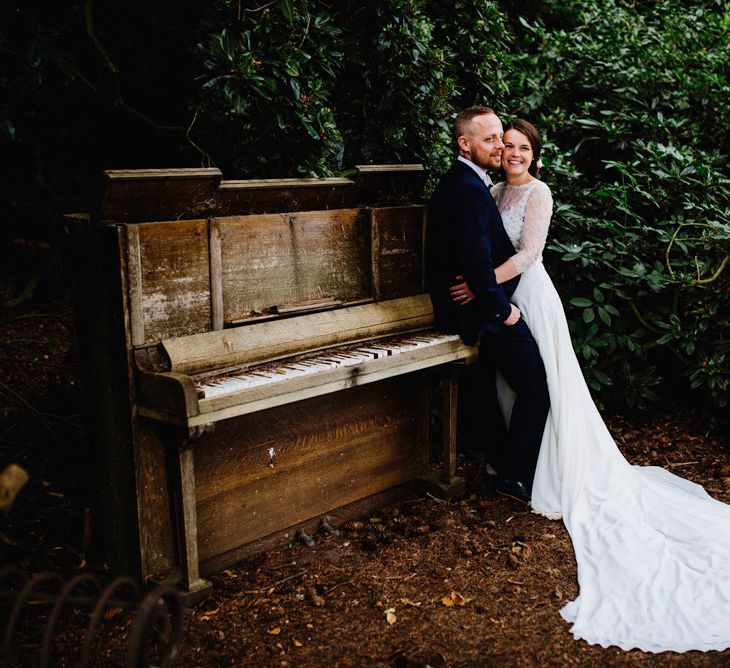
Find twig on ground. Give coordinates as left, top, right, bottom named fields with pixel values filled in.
left=402, top=497, right=427, bottom=505
left=323, top=580, right=349, bottom=595
left=243, top=569, right=308, bottom=594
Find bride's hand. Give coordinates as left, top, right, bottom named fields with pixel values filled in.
left=450, top=275, right=475, bottom=305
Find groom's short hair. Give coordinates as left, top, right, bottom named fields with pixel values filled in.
left=455, top=105, right=496, bottom=144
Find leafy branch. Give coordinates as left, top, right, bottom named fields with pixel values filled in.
left=665, top=222, right=730, bottom=285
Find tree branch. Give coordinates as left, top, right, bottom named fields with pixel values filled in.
left=665, top=221, right=729, bottom=285
left=622, top=297, right=661, bottom=334
left=83, top=0, right=188, bottom=132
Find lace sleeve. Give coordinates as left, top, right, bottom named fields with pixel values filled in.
left=511, top=181, right=553, bottom=274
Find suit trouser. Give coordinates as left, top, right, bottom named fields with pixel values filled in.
left=478, top=319, right=550, bottom=486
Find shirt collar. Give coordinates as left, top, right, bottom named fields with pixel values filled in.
left=457, top=155, right=493, bottom=187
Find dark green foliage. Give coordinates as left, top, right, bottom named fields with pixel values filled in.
left=194, top=0, right=510, bottom=176
left=195, top=2, right=345, bottom=176
left=507, top=0, right=730, bottom=416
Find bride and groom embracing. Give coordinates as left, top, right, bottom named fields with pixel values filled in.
left=426, top=105, right=730, bottom=653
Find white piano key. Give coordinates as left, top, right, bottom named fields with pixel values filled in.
left=353, top=347, right=384, bottom=358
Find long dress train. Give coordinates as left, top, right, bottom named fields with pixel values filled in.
left=492, top=179, right=730, bottom=652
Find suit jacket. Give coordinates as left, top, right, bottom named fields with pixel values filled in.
left=426, top=160, right=520, bottom=345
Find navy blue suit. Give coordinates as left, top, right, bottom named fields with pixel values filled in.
left=426, top=160, right=550, bottom=485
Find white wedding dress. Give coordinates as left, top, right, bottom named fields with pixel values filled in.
left=492, top=179, right=730, bottom=653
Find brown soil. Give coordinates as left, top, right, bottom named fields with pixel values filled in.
left=2, top=256, right=730, bottom=667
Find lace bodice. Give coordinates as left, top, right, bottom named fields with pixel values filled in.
left=491, top=179, right=553, bottom=274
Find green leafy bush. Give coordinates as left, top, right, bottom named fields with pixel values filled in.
left=196, top=3, right=345, bottom=176
left=507, top=0, right=730, bottom=417
left=194, top=0, right=510, bottom=176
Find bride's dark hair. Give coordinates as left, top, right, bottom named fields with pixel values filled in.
left=506, top=118, right=542, bottom=177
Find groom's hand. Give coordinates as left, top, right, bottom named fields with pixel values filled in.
left=450, top=275, right=475, bottom=305
left=503, top=304, right=521, bottom=326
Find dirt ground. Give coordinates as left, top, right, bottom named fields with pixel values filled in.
left=2, top=255, right=730, bottom=667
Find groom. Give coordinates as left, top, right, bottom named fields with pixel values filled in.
left=426, top=105, right=549, bottom=503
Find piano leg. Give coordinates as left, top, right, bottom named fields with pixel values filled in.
left=418, top=365, right=465, bottom=499
left=442, top=366, right=459, bottom=481
left=163, top=428, right=213, bottom=602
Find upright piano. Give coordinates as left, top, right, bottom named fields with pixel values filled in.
left=67, top=165, right=476, bottom=597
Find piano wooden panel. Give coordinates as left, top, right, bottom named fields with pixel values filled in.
left=215, top=209, right=371, bottom=324
left=371, top=206, right=425, bottom=301
left=98, top=165, right=425, bottom=224
left=136, top=426, right=176, bottom=576
left=99, top=168, right=222, bottom=223
left=130, top=218, right=212, bottom=345
left=193, top=377, right=426, bottom=570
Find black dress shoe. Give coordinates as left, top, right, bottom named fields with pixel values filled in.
left=495, top=479, right=531, bottom=504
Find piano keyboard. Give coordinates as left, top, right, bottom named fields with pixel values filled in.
left=195, top=331, right=461, bottom=399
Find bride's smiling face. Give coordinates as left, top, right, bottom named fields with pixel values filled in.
left=502, top=129, right=534, bottom=181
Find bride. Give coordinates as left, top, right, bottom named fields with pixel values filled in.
left=451, top=118, right=730, bottom=653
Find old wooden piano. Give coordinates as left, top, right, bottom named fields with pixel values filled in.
left=67, top=165, right=477, bottom=598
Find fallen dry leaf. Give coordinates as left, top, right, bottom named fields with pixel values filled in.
left=399, top=597, right=421, bottom=607
left=293, top=639, right=303, bottom=647
left=267, top=627, right=281, bottom=636
left=199, top=607, right=219, bottom=619
left=442, top=591, right=472, bottom=607
left=384, top=608, right=397, bottom=625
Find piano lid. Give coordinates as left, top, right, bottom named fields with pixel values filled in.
left=159, top=294, right=436, bottom=376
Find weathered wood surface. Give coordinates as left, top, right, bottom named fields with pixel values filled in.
left=161, top=294, right=435, bottom=375
left=136, top=372, right=200, bottom=419
left=136, top=426, right=176, bottom=578
left=371, top=206, right=425, bottom=301
left=200, top=483, right=416, bottom=576
left=99, top=168, right=222, bottom=223
left=216, top=177, right=353, bottom=216
left=125, top=204, right=427, bottom=343
left=134, top=218, right=212, bottom=344
left=213, top=165, right=426, bottom=217
left=173, top=448, right=210, bottom=594
left=97, top=165, right=425, bottom=223
left=216, top=209, right=371, bottom=324
left=193, top=378, right=428, bottom=564
left=442, top=367, right=459, bottom=480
